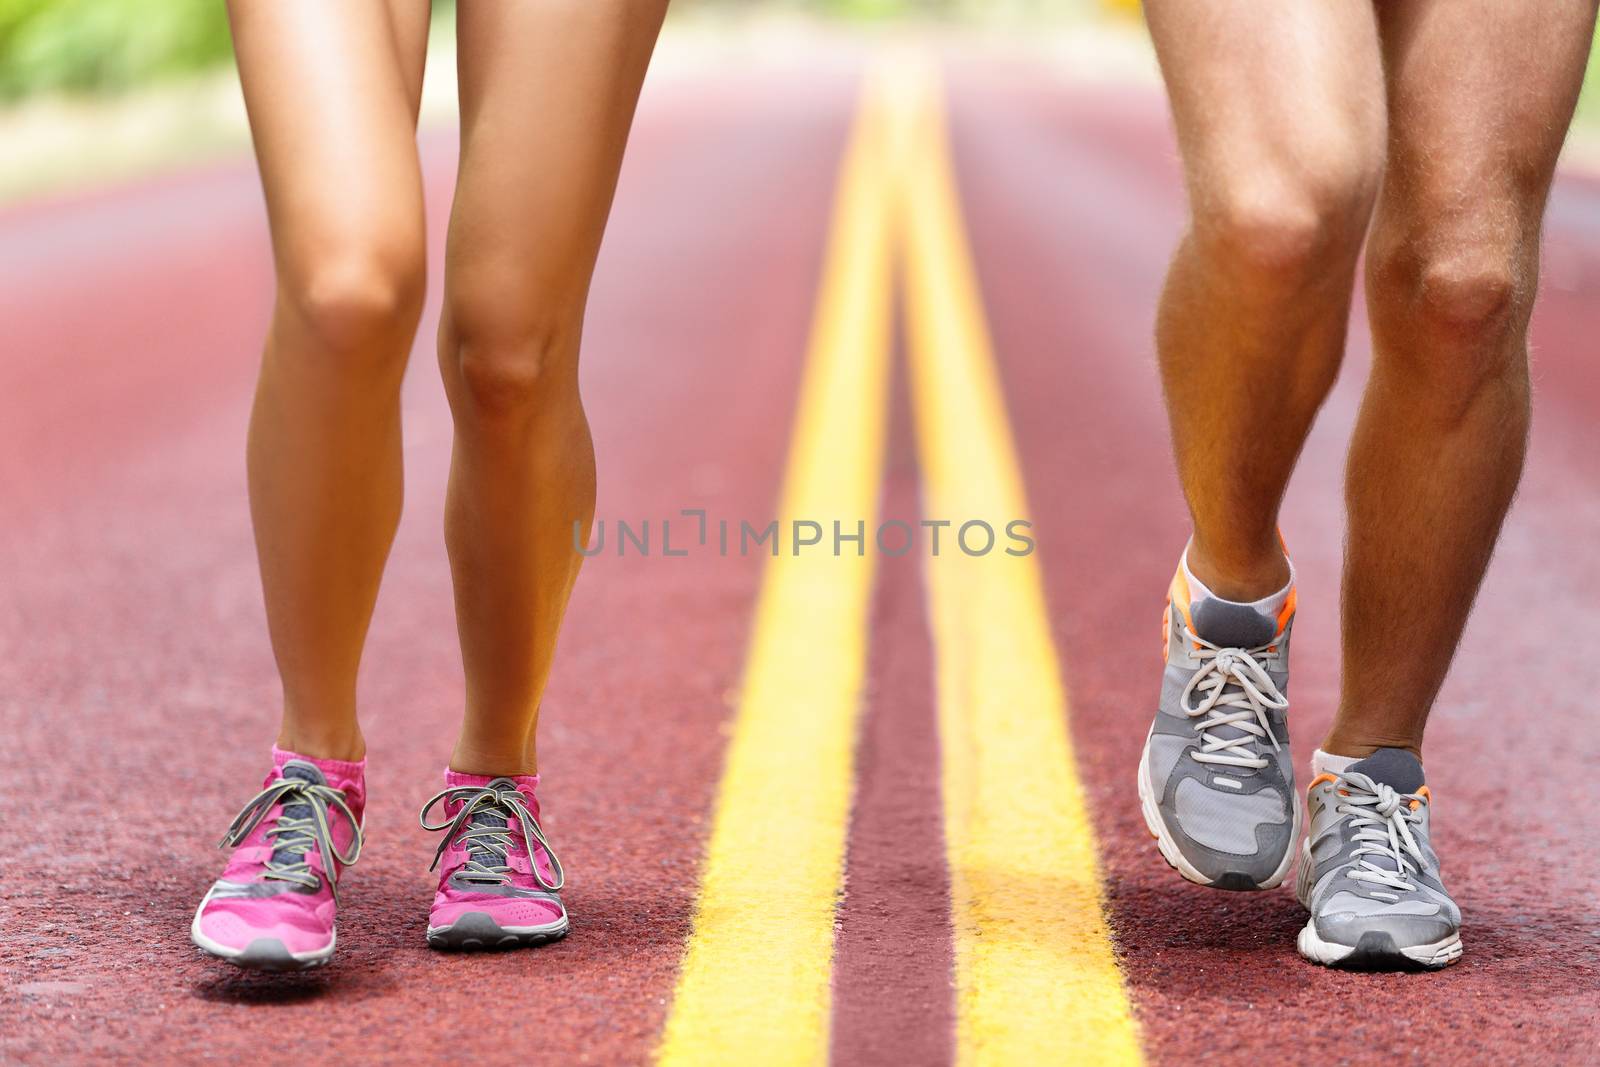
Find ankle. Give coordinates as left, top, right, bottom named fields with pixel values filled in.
left=449, top=739, right=537, bottom=778
left=1319, top=730, right=1422, bottom=762
left=1186, top=538, right=1291, bottom=602
left=276, top=724, right=366, bottom=764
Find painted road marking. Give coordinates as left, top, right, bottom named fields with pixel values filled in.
left=655, top=65, right=902, bottom=1067
left=897, top=64, right=1145, bottom=1066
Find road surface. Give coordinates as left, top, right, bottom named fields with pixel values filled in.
left=3, top=39, right=1598, bottom=1067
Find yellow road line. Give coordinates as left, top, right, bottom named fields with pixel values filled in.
left=655, top=65, right=902, bottom=1067
left=897, top=64, right=1145, bottom=1066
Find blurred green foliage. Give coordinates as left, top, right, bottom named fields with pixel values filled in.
left=0, top=0, right=1595, bottom=124
left=1581, top=27, right=1600, bottom=123
left=816, top=0, right=923, bottom=18
left=0, top=0, right=234, bottom=99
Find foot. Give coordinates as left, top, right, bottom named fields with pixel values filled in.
left=191, top=749, right=365, bottom=971
left=1138, top=557, right=1300, bottom=889
left=419, top=770, right=569, bottom=950
left=1295, top=748, right=1462, bottom=969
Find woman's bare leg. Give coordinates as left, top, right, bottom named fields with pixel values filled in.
left=440, top=0, right=667, bottom=775
left=228, top=0, right=431, bottom=761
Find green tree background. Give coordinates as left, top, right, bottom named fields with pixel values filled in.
left=0, top=0, right=235, bottom=98
left=1, top=0, right=1597, bottom=119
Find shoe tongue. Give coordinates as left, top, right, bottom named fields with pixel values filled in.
left=455, top=781, right=527, bottom=880
left=471, top=811, right=508, bottom=830
left=1190, top=597, right=1277, bottom=649
left=280, top=760, right=328, bottom=788
left=271, top=761, right=326, bottom=869
left=467, top=777, right=526, bottom=833
left=1185, top=600, right=1282, bottom=770
left=1348, top=748, right=1425, bottom=794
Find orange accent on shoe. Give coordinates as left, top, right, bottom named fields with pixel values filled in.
left=1410, top=784, right=1431, bottom=811
left=1275, top=585, right=1297, bottom=635
left=1308, top=773, right=1338, bottom=790
left=1168, top=565, right=1200, bottom=651
left=1169, top=566, right=1193, bottom=628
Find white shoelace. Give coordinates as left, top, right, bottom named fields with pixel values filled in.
left=1178, top=632, right=1288, bottom=768
left=218, top=777, right=362, bottom=899
left=419, top=782, right=566, bottom=892
left=1333, top=773, right=1426, bottom=892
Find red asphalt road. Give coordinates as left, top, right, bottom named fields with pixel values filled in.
left=4, top=46, right=1600, bottom=1065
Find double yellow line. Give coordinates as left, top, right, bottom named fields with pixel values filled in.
left=658, top=58, right=1143, bottom=1067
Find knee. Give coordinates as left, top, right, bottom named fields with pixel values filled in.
left=1371, top=234, right=1523, bottom=338
left=1194, top=160, right=1378, bottom=281
left=1422, top=260, right=1518, bottom=332
left=444, top=294, right=583, bottom=425
left=281, top=241, right=426, bottom=374
left=1367, top=221, right=1531, bottom=397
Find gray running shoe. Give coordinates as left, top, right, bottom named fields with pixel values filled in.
left=1295, top=747, right=1462, bottom=969
left=1138, top=564, right=1299, bottom=890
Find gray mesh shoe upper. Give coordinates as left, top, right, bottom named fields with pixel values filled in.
left=1298, top=748, right=1460, bottom=952
left=1142, top=574, right=1297, bottom=889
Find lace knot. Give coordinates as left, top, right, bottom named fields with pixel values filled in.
left=218, top=776, right=363, bottom=900
left=419, top=780, right=566, bottom=893
left=1335, top=772, right=1426, bottom=892
left=1372, top=785, right=1404, bottom=819
left=1178, top=634, right=1287, bottom=768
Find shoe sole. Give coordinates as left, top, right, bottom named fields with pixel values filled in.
left=427, top=910, right=570, bottom=951
left=190, top=900, right=334, bottom=972
left=1295, top=921, right=1463, bottom=970
left=1138, top=728, right=1300, bottom=891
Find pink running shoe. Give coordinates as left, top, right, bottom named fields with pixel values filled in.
left=419, top=770, right=568, bottom=950
left=190, top=748, right=364, bottom=971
